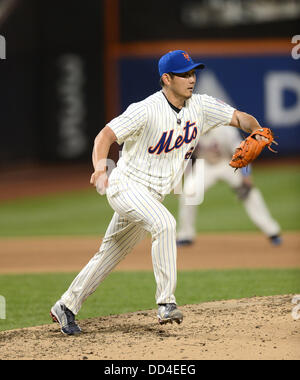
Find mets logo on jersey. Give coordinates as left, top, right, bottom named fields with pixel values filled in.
left=148, top=121, right=197, bottom=155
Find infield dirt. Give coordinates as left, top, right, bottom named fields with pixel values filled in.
left=0, top=232, right=299, bottom=273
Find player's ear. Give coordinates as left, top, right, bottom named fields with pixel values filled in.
left=162, top=73, right=172, bottom=87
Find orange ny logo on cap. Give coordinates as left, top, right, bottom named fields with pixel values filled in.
left=182, top=52, right=191, bottom=61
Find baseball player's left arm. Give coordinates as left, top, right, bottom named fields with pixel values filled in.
left=229, top=110, right=277, bottom=169
left=230, top=110, right=266, bottom=141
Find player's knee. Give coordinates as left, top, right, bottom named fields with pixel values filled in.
left=152, top=215, right=176, bottom=237
left=233, top=182, right=253, bottom=200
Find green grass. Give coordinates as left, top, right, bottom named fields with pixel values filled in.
left=0, top=189, right=115, bottom=237
left=0, top=269, right=299, bottom=332
left=0, top=166, right=299, bottom=237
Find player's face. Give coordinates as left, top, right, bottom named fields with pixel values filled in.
left=169, top=70, right=196, bottom=99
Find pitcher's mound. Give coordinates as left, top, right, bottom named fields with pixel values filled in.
left=0, top=295, right=299, bottom=360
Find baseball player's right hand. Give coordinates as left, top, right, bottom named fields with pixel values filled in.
left=90, top=170, right=108, bottom=195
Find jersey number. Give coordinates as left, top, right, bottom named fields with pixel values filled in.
left=185, top=147, right=194, bottom=160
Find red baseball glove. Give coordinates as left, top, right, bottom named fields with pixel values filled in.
left=229, top=128, right=278, bottom=169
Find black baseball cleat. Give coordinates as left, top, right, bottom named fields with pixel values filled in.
left=50, top=301, right=81, bottom=335
left=157, top=303, right=183, bottom=325
left=176, top=239, right=194, bottom=247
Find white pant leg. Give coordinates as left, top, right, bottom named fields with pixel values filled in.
left=242, top=188, right=281, bottom=237
left=108, top=180, right=177, bottom=305
left=62, top=172, right=178, bottom=314
left=220, top=164, right=281, bottom=237
left=61, top=212, right=147, bottom=314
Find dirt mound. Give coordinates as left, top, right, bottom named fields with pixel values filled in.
left=0, top=295, right=299, bottom=360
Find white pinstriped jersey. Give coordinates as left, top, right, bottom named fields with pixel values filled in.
left=108, top=91, right=235, bottom=194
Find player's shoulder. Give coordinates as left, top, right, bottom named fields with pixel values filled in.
left=193, top=93, right=234, bottom=105
left=142, top=91, right=165, bottom=107
left=190, top=93, right=212, bottom=100
left=191, top=94, right=236, bottom=118
left=189, top=93, right=215, bottom=107
left=191, top=93, right=225, bottom=104
left=189, top=93, right=204, bottom=102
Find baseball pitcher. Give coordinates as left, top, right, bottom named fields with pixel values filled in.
left=50, top=50, right=277, bottom=335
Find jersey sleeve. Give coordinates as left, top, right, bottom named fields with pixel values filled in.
left=201, top=94, right=236, bottom=134
left=107, top=103, right=147, bottom=145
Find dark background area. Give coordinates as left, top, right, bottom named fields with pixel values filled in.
left=119, top=0, right=300, bottom=41
left=0, top=0, right=104, bottom=165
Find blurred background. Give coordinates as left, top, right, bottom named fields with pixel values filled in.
left=0, top=0, right=299, bottom=170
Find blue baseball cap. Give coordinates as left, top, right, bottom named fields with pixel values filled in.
left=158, top=50, right=205, bottom=77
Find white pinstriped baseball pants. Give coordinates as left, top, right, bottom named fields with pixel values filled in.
left=61, top=169, right=177, bottom=315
